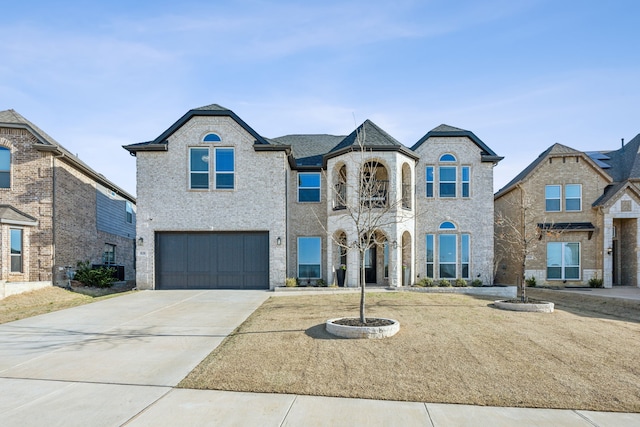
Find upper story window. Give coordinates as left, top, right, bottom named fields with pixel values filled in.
left=565, top=184, right=581, bottom=211
left=125, top=201, right=133, bottom=224
left=203, top=133, right=221, bottom=142
left=545, top=184, right=581, bottom=212
left=439, top=154, right=456, bottom=162
left=189, top=147, right=210, bottom=189
left=214, top=148, right=234, bottom=189
left=439, top=221, right=456, bottom=230
left=426, top=166, right=434, bottom=198
left=439, top=166, right=457, bottom=197
left=298, top=172, right=321, bottom=202
left=461, top=166, right=470, bottom=198
left=0, top=147, right=10, bottom=188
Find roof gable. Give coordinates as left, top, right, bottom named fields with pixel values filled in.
left=411, top=124, right=502, bottom=162
left=495, top=143, right=612, bottom=199
left=0, top=204, right=38, bottom=226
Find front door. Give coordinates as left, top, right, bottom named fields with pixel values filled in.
left=364, top=246, right=377, bottom=284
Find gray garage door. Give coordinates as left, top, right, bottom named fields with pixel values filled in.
left=156, top=232, right=269, bottom=290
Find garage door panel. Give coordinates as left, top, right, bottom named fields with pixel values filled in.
left=156, top=232, right=268, bottom=290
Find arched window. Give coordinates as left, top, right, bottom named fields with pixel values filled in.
left=439, top=221, right=456, bottom=230
left=0, top=147, right=10, bottom=188
left=203, top=133, right=221, bottom=142
left=439, top=153, right=456, bottom=162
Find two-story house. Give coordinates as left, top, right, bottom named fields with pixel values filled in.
left=124, top=104, right=501, bottom=290
left=0, top=110, right=136, bottom=297
left=494, top=136, right=640, bottom=288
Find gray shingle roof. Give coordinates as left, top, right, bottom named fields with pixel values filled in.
left=0, top=109, right=135, bottom=202
left=329, top=120, right=403, bottom=153
left=269, top=134, right=345, bottom=167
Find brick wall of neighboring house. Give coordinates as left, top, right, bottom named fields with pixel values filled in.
left=134, top=115, right=287, bottom=290
left=53, top=159, right=136, bottom=285
left=495, top=153, right=610, bottom=286
left=413, top=136, right=495, bottom=285
left=0, top=129, right=54, bottom=282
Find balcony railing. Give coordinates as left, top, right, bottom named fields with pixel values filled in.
left=333, top=182, right=347, bottom=210
left=360, top=180, right=388, bottom=208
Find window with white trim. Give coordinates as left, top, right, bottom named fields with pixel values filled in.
left=298, top=237, right=321, bottom=279
left=298, top=172, right=321, bottom=202
left=125, top=201, right=133, bottom=224
left=103, top=244, right=116, bottom=264
left=565, top=184, right=581, bottom=211
left=10, top=228, right=22, bottom=272
left=0, top=147, right=10, bottom=188
left=426, top=234, right=434, bottom=278
left=547, top=242, right=580, bottom=280
left=189, top=147, right=209, bottom=189
left=461, top=166, right=470, bottom=198
left=426, top=166, right=434, bottom=198
left=203, top=133, right=221, bottom=142
left=545, top=185, right=561, bottom=211
left=214, top=148, right=234, bottom=189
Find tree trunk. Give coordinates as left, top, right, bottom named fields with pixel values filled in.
left=360, top=250, right=366, bottom=323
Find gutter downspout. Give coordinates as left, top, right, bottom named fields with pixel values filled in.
left=51, top=151, right=65, bottom=286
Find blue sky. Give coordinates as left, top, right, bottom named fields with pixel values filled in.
left=2, top=0, right=639, bottom=196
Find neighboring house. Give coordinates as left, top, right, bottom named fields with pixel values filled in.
left=494, top=137, right=640, bottom=288
left=0, top=110, right=136, bottom=296
left=124, top=104, right=501, bottom=290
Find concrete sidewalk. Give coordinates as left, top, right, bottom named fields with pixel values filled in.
left=0, top=289, right=639, bottom=426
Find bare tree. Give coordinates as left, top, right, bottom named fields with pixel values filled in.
left=495, top=184, right=564, bottom=302
left=322, top=124, right=413, bottom=323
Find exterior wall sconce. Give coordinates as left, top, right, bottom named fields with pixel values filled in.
left=276, top=237, right=282, bottom=246
left=392, top=240, right=398, bottom=249
left=607, top=247, right=612, bottom=255
left=137, top=237, right=144, bottom=246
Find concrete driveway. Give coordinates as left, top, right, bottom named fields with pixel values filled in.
left=0, top=290, right=268, bottom=426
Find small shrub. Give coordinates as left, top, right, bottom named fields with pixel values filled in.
left=74, top=261, right=116, bottom=288
left=438, top=279, right=452, bottom=287
left=316, top=279, right=327, bottom=287
left=454, top=278, right=467, bottom=287
left=285, top=277, right=297, bottom=287
left=471, top=278, right=483, bottom=287
left=589, top=275, right=604, bottom=288
left=416, top=277, right=435, bottom=287
left=525, top=276, right=537, bottom=287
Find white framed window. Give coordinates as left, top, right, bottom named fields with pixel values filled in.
left=547, top=242, right=580, bottom=280
left=103, top=244, right=116, bottom=264
left=565, top=184, right=581, bottom=211
left=426, top=166, right=434, bottom=198
left=545, top=185, right=561, bottom=211
left=426, top=234, right=434, bottom=278
left=203, top=133, right=221, bottom=142
left=214, top=147, right=234, bottom=189
left=298, top=237, right=321, bottom=279
left=439, top=234, right=457, bottom=278
left=189, top=147, right=209, bottom=189
left=461, top=166, right=470, bottom=198
left=125, top=201, right=133, bottom=224
left=0, top=147, right=10, bottom=188
left=439, top=166, right=457, bottom=198
left=10, top=228, right=22, bottom=273
left=298, top=172, right=321, bottom=202
left=461, top=234, right=470, bottom=279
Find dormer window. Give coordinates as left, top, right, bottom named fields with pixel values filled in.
left=203, top=133, right=221, bottom=142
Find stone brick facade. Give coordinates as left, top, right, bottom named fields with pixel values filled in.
left=127, top=106, right=501, bottom=291
left=495, top=141, right=640, bottom=288
left=0, top=110, right=136, bottom=289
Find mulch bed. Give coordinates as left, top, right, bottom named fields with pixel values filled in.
left=331, top=317, right=395, bottom=327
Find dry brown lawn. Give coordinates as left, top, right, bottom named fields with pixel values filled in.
left=0, top=285, right=132, bottom=324
left=180, top=289, right=640, bottom=412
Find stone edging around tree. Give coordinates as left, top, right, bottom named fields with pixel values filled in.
left=326, top=318, right=400, bottom=339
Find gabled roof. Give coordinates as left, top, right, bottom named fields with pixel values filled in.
left=0, top=109, right=135, bottom=203
left=0, top=205, right=38, bottom=226
left=411, top=124, right=503, bottom=162
left=494, top=143, right=611, bottom=199
left=123, top=104, right=270, bottom=155
left=324, top=120, right=419, bottom=164
left=600, top=134, right=640, bottom=182
left=592, top=181, right=640, bottom=208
